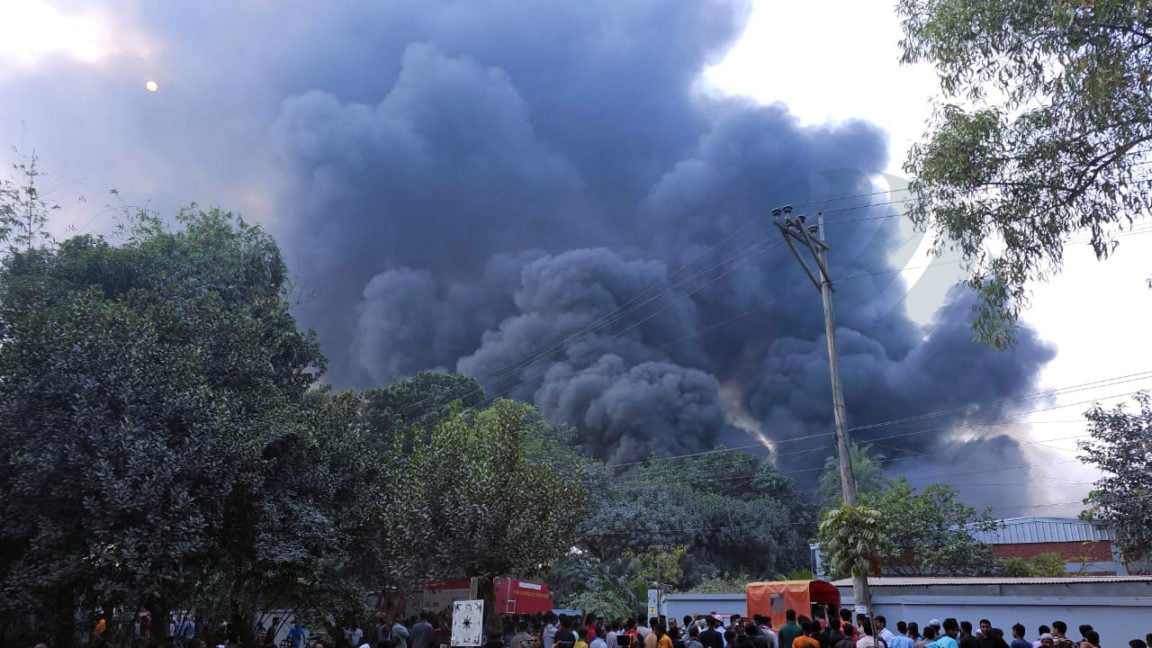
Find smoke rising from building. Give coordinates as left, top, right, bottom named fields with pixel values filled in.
left=0, top=1, right=1058, bottom=502
left=264, top=2, right=1057, bottom=487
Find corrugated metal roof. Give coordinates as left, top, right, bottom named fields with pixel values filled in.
left=968, top=517, right=1115, bottom=544
left=830, top=576, right=1152, bottom=587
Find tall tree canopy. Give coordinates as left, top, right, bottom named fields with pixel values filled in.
left=546, top=448, right=815, bottom=616
left=361, top=370, right=486, bottom=444
left=898, top=0, right=1152, bottom=346
left=391, top=399, right=585, bottom=581
left=1080, top=393, right=1152, bottom=569
left=0, top=209, right=327, bottom=645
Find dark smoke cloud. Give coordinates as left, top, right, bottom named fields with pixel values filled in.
left=535, top=355, right=734, bottom=467
left=353, top=250, right=541, bottom=383
left=456, top=248, right=706, bottom=397
left=748, top=289, right=1056, bottom=462
left=0, top=1, right=1058, bottom=496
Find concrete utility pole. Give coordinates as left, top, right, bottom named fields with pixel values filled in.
left=772, top=205, right=871, bottom=617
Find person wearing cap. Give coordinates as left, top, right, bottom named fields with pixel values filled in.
left=700, top=617, right=724, bottom=648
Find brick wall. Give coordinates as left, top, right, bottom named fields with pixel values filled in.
left=991, top=541, right=1113, bottom=563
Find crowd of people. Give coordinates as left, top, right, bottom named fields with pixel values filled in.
left=336, top=612, right=454, bottom=648
left=470, top=609, right=1152, bottom=648
left=147, top=607, right=1150, bottom=648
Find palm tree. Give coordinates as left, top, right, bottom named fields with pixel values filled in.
left=817, top=443, right=887, bottom=509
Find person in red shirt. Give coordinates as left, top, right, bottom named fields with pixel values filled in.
left=623, top=619, right=641, bottom=648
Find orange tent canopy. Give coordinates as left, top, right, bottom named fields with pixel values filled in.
left=745, top=580, right=840, bottom=630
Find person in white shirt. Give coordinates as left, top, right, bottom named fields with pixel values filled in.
left=391, top=618, right=410, bottom=648
left=857, top=621, right=881, bottom=648
left=876, top=618, right=895, bottom=646
left=544, top=614, right=559, bottom=648
left=592, top=628, right=608, bottom=648
left=607, top=621, right=621, bottom=648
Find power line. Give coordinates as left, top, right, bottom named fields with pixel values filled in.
left=482, top=230, right=783, bottom=388
left=363, top=183, right=940, bottom=422
left=375, top=231, right=789, bottom=423
left=609, top=371, right=1152, bottom=470
left=347, top=237, right=797, bottom=446
left=386, top=175, right=1152, bottom=421
left=362, top=174, right=1152, bottom=445
left=474, top=236, right=790, bottom=408
left=848, top=371, right=1152, bottom=433
left=859, top=386, right=1151, bottom=448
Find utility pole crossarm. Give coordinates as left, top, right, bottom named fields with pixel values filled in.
left=774, top=219, right=822, bottom=291
left=772, top=209, right=835, bottom=292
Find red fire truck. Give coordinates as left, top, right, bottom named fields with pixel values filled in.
left=367, top=578, right=554, bottom=617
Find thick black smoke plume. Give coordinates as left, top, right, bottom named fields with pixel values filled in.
left=0, top=1, right=1057, bottom=500
left=263, top=1, right=1056, bottom=485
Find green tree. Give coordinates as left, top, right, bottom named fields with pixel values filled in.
left=394, top=399, right=584, bottom=581
left=817, top=443, right=888, bottom=509
left=627, top=544, right=689, bottom=591
left=362, top=371, right=486, bottom=443
left=0, top=150, right=54, bottom=251
left=0, top=208, right=326, bottom=647
left=561, top=588, right=634, bottom=622
left=1079, top=393, right=1152, bottom=569
left=816, top=504, right=881, bottom=617
left=606, top=449, right=815, bottom=581
left=897, top=0, right=1152, bottom=346
left=1029, top=552, right=1069, bottom=577
left=817, top=505, right=883, bottom=580
left=546, top=450, right=813, bottom=616
left=685, top=573, right=748, bottom=594
left=212, top=387, right=398, bottom=646
left=997, top=558, right=1033, bottom=577
left=545, top=553, right=642, bottom=620
left=859, top=478, right=999, bottom=576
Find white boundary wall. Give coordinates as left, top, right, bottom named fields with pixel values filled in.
left=834, top=578, right=1152, bottom=648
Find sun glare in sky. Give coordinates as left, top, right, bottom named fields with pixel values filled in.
left=0, top=1, right=114, bottom=65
